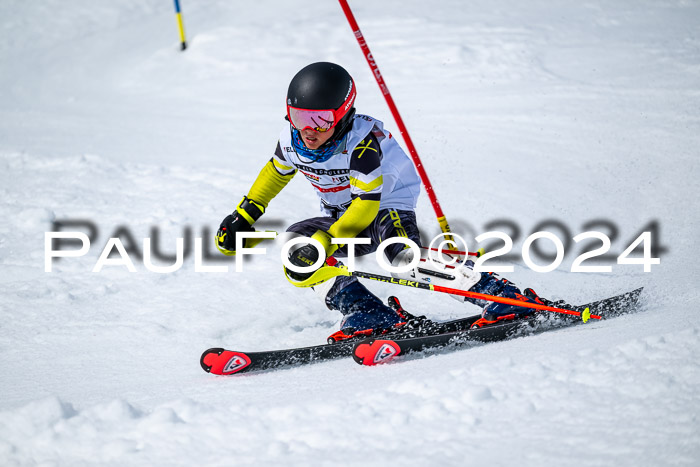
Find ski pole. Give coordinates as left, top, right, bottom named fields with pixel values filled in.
left=338, top=0, right=458, bottom=250
left=290, top=266, right=597, bottom=322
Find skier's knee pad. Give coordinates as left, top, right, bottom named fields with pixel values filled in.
left=389, top=249, right=482, bottom=302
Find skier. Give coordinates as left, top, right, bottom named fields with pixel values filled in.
left=216, top=62, right=550, bottom=341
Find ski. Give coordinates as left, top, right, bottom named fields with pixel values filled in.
left=352, top=287, right=644, bottom=366
left=199, top=311, right=483, bottom=376
left=200, top=341, right=356, bottom=375
left=201, top=287, right=642, bottom=375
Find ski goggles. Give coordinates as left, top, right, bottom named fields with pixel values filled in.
left=287, top=107, right=342, bottom=133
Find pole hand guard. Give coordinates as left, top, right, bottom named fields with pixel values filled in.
left=284, top=264, right=349, bottom=288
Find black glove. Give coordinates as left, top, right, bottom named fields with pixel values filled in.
left=285, top=230, right=338, bottom=281
left=216, top=197, right=264, bottom=254
left=286, top=243, right=321, bottom=281
left=216, top=212, right=254, bottom=252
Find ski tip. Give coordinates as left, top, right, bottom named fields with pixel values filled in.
left=200, top=348, right=252, bottom=375
left=200, top=348, right=223, bottom=373
left=353, top=339, right=401, bottom=366
left=582, top=307, right=591, bottom=323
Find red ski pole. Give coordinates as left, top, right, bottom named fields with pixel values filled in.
left=338, top=0, right=457, bottom=248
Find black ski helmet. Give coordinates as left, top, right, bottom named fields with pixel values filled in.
left=286, top=62, right=356, bottom=139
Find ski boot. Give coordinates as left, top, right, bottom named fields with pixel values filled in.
left=326, top=282, right=407, bottom=344
left=523, top=287, right=573, bottom=310
left=468, top=273, right=543, bottom=328
left=328, top=296, right=437, bottom=342
left=386, top=296, right=440, bottom=336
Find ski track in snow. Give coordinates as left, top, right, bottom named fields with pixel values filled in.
left=1, top=0, right=699, bottom=465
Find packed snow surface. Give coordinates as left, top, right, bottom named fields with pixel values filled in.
left=1, top=0, right=699, bottom=465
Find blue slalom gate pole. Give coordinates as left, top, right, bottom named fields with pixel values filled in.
left=173, top=0, right=187, bottom=50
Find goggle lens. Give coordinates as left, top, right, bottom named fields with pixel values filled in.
left=288, top=107, right=337, bottom=132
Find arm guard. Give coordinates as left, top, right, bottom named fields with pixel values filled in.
left=246, top=158, right=296, bottom=209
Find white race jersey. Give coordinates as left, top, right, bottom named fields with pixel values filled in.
left=273, top=114, right=421, bottom=218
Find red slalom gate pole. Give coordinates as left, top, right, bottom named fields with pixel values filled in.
left=338, top=0, right=457, bottom=247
